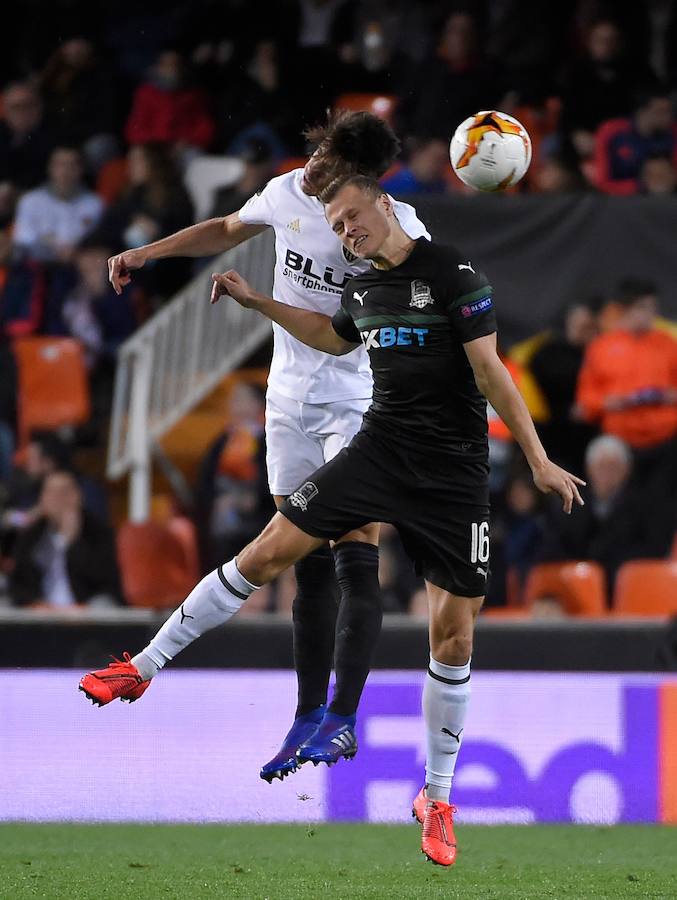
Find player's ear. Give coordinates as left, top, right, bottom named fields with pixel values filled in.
left=379, top=191, right=393, bottom=216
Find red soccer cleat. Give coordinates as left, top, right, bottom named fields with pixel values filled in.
left=421, top=799, right=458, bottom=867
left=78, top=652, right=151, bottom=706
left=412, top=786, right=427, bottom=824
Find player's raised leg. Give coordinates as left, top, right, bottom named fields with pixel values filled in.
left=296, top=522, right=382, bottom=767
left=416, top=581, right=483, bottom=867
left=78, top=514, right=323, bottom=705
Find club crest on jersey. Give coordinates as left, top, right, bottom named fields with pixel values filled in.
left=288, top=481, right=319, bottom=511
left=409, top=280, right=434, bottom=309
left=342, top=245, right=358, bottom=264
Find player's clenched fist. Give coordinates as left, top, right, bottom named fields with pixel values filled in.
left=211, top=270, right=254, bottom=307
left=108, top=248, right=147, bottom=295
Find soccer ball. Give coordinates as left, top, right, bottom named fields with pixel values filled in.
left=450, top=110, right=532, bottom=192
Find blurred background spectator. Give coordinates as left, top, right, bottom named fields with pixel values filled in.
left=592, top=89, right=677, bottom=195
left=0, top=82, right=54, bottom=191
left=124, top=48, right=216, bottom=159
left=381, top=138, right=449, bottom=195
left=39, top=37, right=119, bottom=175
left=398, top=10, right=508, bottom=141
left=559, top=19, right=658, bottom=164
left=539, top=434, right=674, bottom=592
left=12, top=146, right=102, bottom=264
left=8, top=469, right=120, bottom=608
left=194, top=381, right=273, bottom=572
left=208, top=138, right=277, bottom=218
left=530, top=301, right=599, bottom=473
left=576, top=277, right=677, bottom=497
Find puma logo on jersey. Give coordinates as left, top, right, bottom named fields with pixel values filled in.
left=353, top=290, right=368, bottom=305
left=286, top=218, right=301, bottom=233
left=458, top=261, right=475, bottom=273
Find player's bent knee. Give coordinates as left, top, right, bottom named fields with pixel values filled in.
left=237, top=513, right=322, bottom=583
left=431, top=633, right=473, bottom=666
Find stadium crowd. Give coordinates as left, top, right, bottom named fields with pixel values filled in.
left=0, top=0, right=676, bottom=613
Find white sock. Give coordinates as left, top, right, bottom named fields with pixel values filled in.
left=131, top=560, right=258, bottom=680
left=423, top=654, right=471, bottom=804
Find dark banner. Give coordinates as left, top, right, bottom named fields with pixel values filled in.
left=410, top=194, right=677, bottom=344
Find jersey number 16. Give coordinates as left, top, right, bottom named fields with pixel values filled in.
left=470, top=521, right=489, bottom=564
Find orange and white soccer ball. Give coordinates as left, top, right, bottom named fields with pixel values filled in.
left=450, top=110, right=532, bottom=191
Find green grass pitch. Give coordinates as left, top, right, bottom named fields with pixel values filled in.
left=2, top=823, right=676, bottom=899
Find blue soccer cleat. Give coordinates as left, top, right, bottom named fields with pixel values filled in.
left=259, top=706, right=324, bottom=783
left=296, top=712, right=358, bottom=767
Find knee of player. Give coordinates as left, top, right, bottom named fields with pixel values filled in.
left=238, top=533, right=289, bottom=583
left=431, top=632, right=473, bottom=666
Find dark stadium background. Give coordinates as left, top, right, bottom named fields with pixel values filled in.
left=1, top=0, right=676, bottom=866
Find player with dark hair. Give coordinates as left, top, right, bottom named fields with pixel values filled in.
left=97, top=112, right=430, bottom=782
left=82, top=174, right=582, bottom=866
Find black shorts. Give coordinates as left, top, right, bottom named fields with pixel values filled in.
left=279, top=429, right=490, bottom=597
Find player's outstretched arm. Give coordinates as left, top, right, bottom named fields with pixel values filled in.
left=107, top=213, right=267, bottom=295
left=464, top=333, right=586, bottom=514
left=211, top=270, right=358, bottom=357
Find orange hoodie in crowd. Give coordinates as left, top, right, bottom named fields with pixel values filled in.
left=576, top=328, right=677, bottom=448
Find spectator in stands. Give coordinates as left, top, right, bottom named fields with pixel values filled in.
left=52, top=241, right=137, bottom=371
left=398, top=11, right=507, bottom=141
left=530, top=301, right=599, bottom=473
left=559, top=19, right=657, bottom=162
left=576, top=277, right=677, bottom=497
left=39, top=37, right=118, bottom=175
left=592, top=89, right=677, bottom=195
left=46, top=241, right=137, bottom=430
left=94, top=143, right=193, bottom=251
left=124, top=48, right=215, bottom=156
left=335, top=11, right=413, bottom=97
left=91, top=143, right=193, bottom=300
left=12, top=146, right=103, bottom=264
left=208, top=139, right=277, bottom=218
left=501, top=469, right=546, bottom=589
left=0, top=82, right=55, bottom=192
left=380, top=138, right=448, bottom=195
left=639, top=155, right=677, bottom=194
left=538, top=435, right=674, bottom=590
left=214, top=40, right=294, bottom=158
left=532, top=154, right=590, bottom=193
left=194, top=381, right=273, bottom=571
left=0, top=430, right=109, bottom=534
left=0, top=127, right=56, bottom=338
left=8, top=470, right=121, bottom=608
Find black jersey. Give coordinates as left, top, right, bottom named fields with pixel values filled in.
left=331, top=238, right=497, bottom=457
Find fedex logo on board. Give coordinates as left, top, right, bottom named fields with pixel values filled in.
left=326, top=677, right=677, bottom=824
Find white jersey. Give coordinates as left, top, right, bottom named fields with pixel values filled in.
left=238, top=169, right=430, bottom=404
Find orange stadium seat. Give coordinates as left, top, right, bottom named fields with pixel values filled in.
left=613, top=560, right=677, bottom=617
left=275, top=156, right=308, bottom=175
left=96, top=157, right=129, bottom=203
left=117, top=518, right=200, bottom=608
left=523, top=561, right=607, bottom=616
left=334, top=93, right=398, bottom=125
left=13, top=336, right=91, bottom=450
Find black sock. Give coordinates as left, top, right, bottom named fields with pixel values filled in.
left=329, top=541, right=382, bottom=717
left=292, top=546, right=338, bottom=717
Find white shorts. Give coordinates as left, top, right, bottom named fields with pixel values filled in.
left=265, top=388, right=371, bottom=496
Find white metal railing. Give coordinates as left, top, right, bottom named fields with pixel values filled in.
left=107, top=230, right=275, bottom=521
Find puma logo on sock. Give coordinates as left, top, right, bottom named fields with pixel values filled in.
left=179, top=604, right=195, bottom=625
